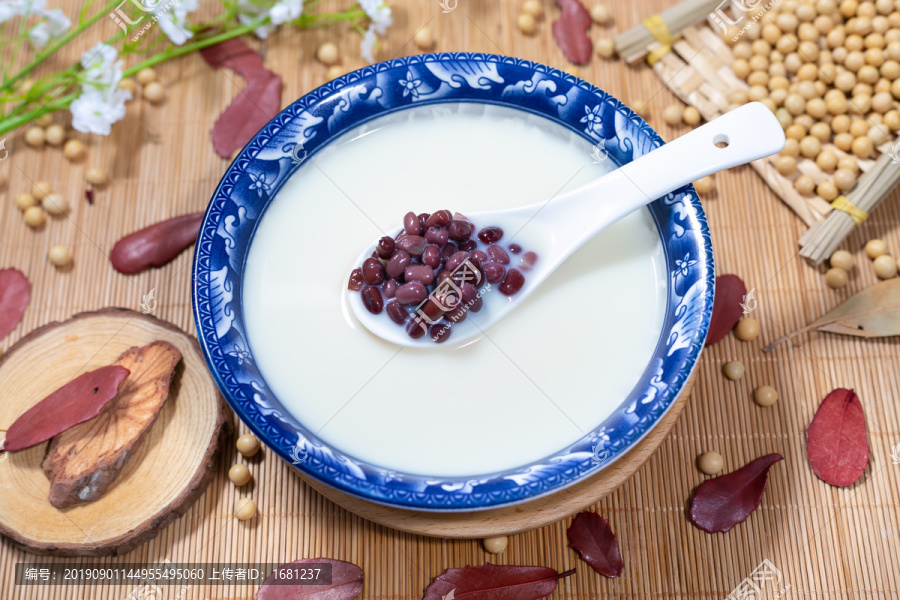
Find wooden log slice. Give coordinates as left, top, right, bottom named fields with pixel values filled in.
left=295, top=376, right=694, bottom=538
left=0, top=308, right=227, bottom=556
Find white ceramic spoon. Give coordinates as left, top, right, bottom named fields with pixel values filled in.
left=348, top=102, right=785, bottom=348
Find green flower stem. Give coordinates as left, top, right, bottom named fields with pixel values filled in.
left=122, top=21, right=261, bottom=77
left=0, top=0, right=123, bottom=94
left=0, top=3, right=371, bottom=134
left=0, top=93, right=77, bottom=136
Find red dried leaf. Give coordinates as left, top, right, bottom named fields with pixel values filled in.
left=552, top=0, right=593, bottom=65
left=255, top=559, right=363, bottom=600
left=689, top=453, right=783, bottom=533
left=706, top=274, right=747, bottom=346
left=566, top=511, right=623, bottom=578
left=110, top=212, right=204, bottom=274
left=2, top=365, right=130, bottom=452
left=201, top=38, right=283, bottom=158
left=0, top=268, right=30, bottom=343
left=200, top=38, right=267, bottom=79
left=807, top=388, right=869, bottom=487
left=210, top=72, right=282, bottom=159
left=423, top=564, right=574, bottom=600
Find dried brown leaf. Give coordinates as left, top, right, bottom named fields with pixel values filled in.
left=765, top=279, right=900, bottom=351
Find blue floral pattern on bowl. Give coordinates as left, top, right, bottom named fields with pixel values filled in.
left=192, top=53, right=714, bottom=511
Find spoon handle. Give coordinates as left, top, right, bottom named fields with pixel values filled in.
left=538, top=102, right=785, bottom=248
left=615, top=101, right=786, bottom=202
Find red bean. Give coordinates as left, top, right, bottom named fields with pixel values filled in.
left=471, top=250, right=488, bottom=264
left=461, top=282, right=480, bottom=307
left=447, top=303, right=468, bottom=323
left=425, top=209, right=452, bottom=228
left=486, top=244, right=510, bottom=264
left=406, top=318, right=428, bottom=339
left=382, top=277, right=399, bottom=299
left=499, top=268, right=525, bottom=296
left=484, top=263, right=507, bottom=284
left=396, top=235, right=426, bottom=256
left=430, top=323, right=452, bottom=343
left=448, top=219, right=474, bottom=242
left=404, top=265, right=435, bottom=285
left=417, top=213, right=430, bottom=231
left=420, top=289, right=458, bottom=323
left=361, top=285, right=384, bottom=314
left=386, top=251, right=411, bottom=278
left=425, top=226, right=449, bottom=246
left=422, top=245, right=442, bottom=269
left=520, top=251, right=538, bottom=271
left=403, top=211, right=421, bottom=235
left=467, top=291, right=483, bottom=313
left=396, top=281, right=428, bottom=306
left=445, top=250, right=470, bottom=273
left=477, top=226, right=503, bottom=244
left=436, top=269, right=453, bottom=285
left=452, top=255, right=484, bottom=287
left=508, top=243, right=522, bottom=255
left=362, top=257, right=384, bottom=285
left=386, top=300, right=408, bottom=325
left=440, top=242, right=458, bottom=263
left=459, top=240, right=478, bottom=253
left=348, top=268, right=364, bottom=291
left=376, top=236, right=395, bottom=259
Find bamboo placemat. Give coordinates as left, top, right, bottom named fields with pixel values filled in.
left=1, top=1, right=899, bottom=598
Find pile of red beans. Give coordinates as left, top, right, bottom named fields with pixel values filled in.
left=348, top=210, right=538, bottom=343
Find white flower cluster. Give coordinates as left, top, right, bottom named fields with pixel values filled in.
left=232, top=0, right=390, bottom=61
left=70, top=43, right=132, bottom=135
left=0, top=0, right=71, bottom=49
left=154, top=0, right=199, bottom=46
left=358, top=0, right=392, bottom=63
left=238, top=0, right=304, bottom=39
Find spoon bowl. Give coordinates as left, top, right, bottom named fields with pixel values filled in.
left=349, top=102, right=785, bottom=348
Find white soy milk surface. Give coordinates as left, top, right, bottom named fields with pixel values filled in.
left=243, top=103, right=667, bottom=477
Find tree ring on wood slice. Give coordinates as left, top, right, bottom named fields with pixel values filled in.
left=0, top=308, right=228, bottom=556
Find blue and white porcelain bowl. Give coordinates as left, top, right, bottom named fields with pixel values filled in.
left=192, top=53, right=714, bottom=511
